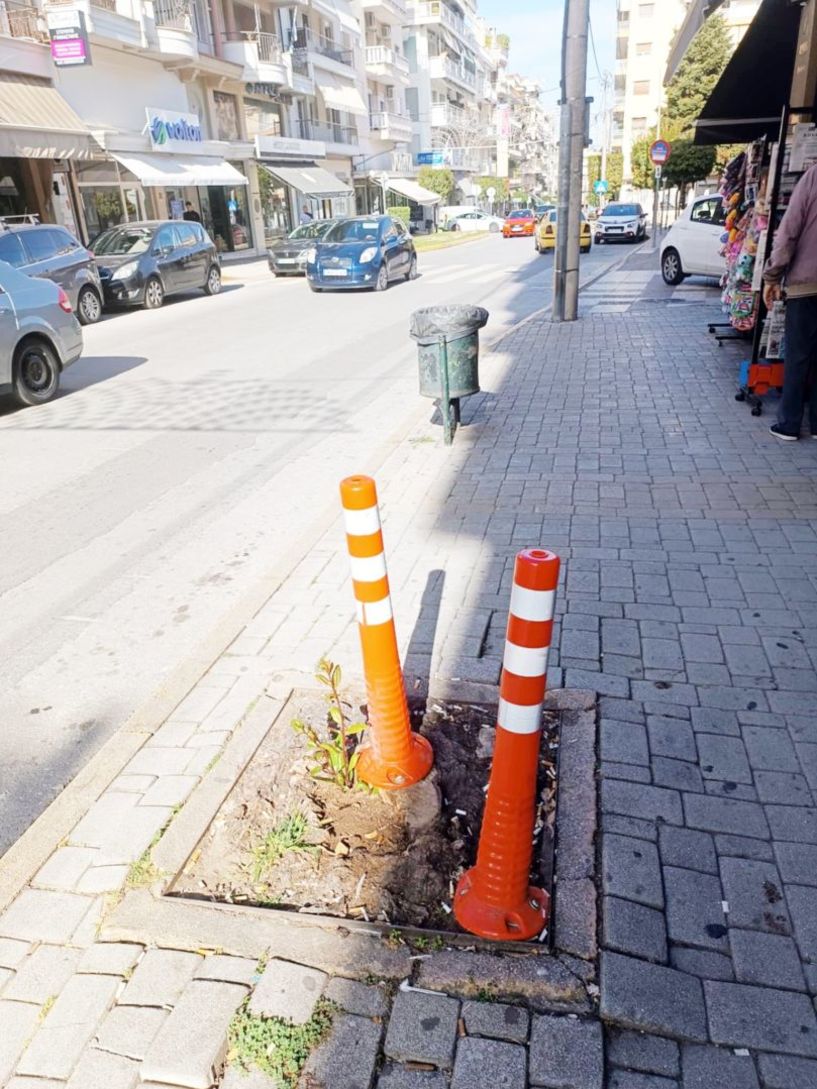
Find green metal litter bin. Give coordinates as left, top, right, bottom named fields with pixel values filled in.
left=410, top=305, right=489, bottom=445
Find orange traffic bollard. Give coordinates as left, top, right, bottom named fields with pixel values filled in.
left=340, top=475, right=433, bottom=790
left=454, top=547, right=559, bottom=941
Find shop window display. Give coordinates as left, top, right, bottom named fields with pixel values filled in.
left=259, top=168, right=291, bottom=242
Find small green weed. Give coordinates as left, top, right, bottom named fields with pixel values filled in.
left=475, top=984, right=498, bottom=1002
left=39, top=995, right=56, bottom=1021
left=126, top=849, right=161, bottom=889
left=291, top=659, right=366, bottom=791
left=248, top=812, right=313, bottom=882
left=227, top=997, right=333, bottom=1086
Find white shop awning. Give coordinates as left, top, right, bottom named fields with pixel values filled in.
left=261, top=162, right=352, bottom=197
left=111, top=151, right=249, bottom=187
left=316, top=73, right=367, bottom=116
left=387, top=177, right=441, bottom=205
left=0, top=72, right=96, bottom=159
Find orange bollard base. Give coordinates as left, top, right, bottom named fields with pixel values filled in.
left=453, top=870, right=550, bottom=941
left=357, top=732, right=434, bottom=790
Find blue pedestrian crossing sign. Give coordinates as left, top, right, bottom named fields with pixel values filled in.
left=594, top=179, right=609, bottom=194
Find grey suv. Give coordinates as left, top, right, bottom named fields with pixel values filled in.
left=0, top=259, right=83, bottom=407
left=0, top=221, right=103, bottom=325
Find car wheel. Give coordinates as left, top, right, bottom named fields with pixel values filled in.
left=661, top=247, right=685, bottom=286
left=489, top=223, right=499, bottom=233
left=406, top=254, right=418, bottom=281
left=450, top=222, right=460, bottom=231
left=373, top=263, right=389, bottom=292
left=143, top=276, right=164, bottom=310
left=76, top=285, right=102, bottom=325
left=204, top=265, right=221, bottom=296
left=13, top=339, right=60, bottom=407
left=581, top=245, right=591, bottom=254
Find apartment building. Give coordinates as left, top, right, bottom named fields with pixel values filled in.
left=612, top=0, right=685, bottom=185
left=404, top=0, right=500, bottom=186
left=499, top=72, right=557, bottom=196
left=0, top=0, right=514, bottom=247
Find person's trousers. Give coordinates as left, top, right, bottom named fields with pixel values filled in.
left=778, top=294, right=817, bottom=435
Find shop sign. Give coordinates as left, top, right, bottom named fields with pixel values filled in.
left=246, top=83, right=292, bottom=105
left=146, top=107, right=203, bottom=151
left=416, top=151, right=445, bottom=166
left=255, top=134, right=326, bottom=158
left=47, top=9, right=91, bottom=67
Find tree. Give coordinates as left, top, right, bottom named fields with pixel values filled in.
left=475, top=175, right=509, bottom=202
left=662, top=140, right=717, bottom=203
left=417, top=167, right=455, bottom=202
left=665, top=14, right=732, bottom=135
left=630, top=131, right=657, bottom=190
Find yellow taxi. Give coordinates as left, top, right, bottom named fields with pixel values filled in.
left=534, top=209, right=592, bottom=254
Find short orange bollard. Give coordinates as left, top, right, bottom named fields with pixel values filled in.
left=340, top=475, right=433, bottom=790
left=454, top=548, right=559, bottom=941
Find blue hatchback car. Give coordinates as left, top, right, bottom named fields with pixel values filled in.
left=306, top=215, right=417, bottom=292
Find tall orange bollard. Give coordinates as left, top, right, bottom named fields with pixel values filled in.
left=454, top=548, right=559, bottom=941
left=340, top=475, right=434, bottom=790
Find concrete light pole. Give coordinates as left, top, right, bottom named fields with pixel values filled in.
left=553, top=0, right=590, bottom=322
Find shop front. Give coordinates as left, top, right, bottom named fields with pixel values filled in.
left=0, top=71, right=95, bottom=232
left=255, top=134, right=352, bottom=241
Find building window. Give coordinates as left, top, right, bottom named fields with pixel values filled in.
left=635, top=41, right=651, bottom=54
left=632, top=116, right=648, bottom=133
left=633, top=80, right=650, bottom=95
left=243, top=98, right=283, bottom=139
left=213, top=91, right=241, bottom=141
left=638, top=3, right=654, bottom=15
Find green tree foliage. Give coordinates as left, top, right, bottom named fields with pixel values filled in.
left=662, top=140, right=717, bottom=196
left=417, top=166, right=455, bottom=202
left=475, top=175, right=509, bottom=201
left=630, top=134, right=655, bottom=190
left=665, top=14, right=732, bottom=134
left=586, top=151, right=624, bottom=202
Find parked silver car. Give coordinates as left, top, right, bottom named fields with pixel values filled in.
left=0, top=219, right=103, bottom=325
left=0, top=260, right=83, bottom=407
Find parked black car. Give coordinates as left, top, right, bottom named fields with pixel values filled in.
left=91, top=220, right=221, bottom=310
left=268, top=219, right=337, bottom=276
left=0, top=218, right=103, bottom=325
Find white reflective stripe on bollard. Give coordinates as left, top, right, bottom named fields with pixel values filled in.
left=502, top=641, right=550, bottom=677
left=349, top=554, right=388, bottom=582
left=508, top=584, right=556, bottom=623
left=343, top=506, right=382, bottom=536
left=497, top=698, right=542, bottom=735
left=356, top=597, right=394, bottom=626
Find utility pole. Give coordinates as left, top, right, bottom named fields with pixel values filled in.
left=552, top=0, right=590, bottom=322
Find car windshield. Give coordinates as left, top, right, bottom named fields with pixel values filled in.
left=92, top=227, right=154, bottom=255
left=602, top=204, right=640, bottom=217
left=288, top=221, right=333, bottom=240
left=509, top=210, right=533, bottom=218
left=325, top=219, right=381, bottom=243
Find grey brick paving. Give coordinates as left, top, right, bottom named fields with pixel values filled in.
left=461, top=1001, right=529, bottom=1043
left=681, top=1043, right=759, bottom=1088
left=729, top=929, right=806, bottom=991
left=602, top=835, right=663, bottom=909
left=377, top=1066, right=449, bottom=1088
left=301, top=1013, right=383, bottom=1089
left=704, top=980, right=817, bottom=1055
left=450, top=1037, right=527, bottom=1089
left=4, top=946, right=79, bottom=1003
left=756, top=1052, right=817, bottom=1088
left=607, top=1071, right=678, bottom=1089
left=658, top=827, right=717, bottom=874
left=120, top=949, right=201, bottom=1009
left=600, top=952, right=707, bottom=1042
left=248, top=958, right=326, bottom=1023
left=16, top=973, right=119, bottom=1079
left=95, top=1005, right=167, bottom=1060
left=606, top=1029, right=679, bottom=1077
left=719, top=857, right=791, bottom=934
left=663, top=867, right=728, bottom=951
left=384, top=991, right=460, bottom=1070
left=528, top=1015, right=603, bottom=1089
left=603, top=897, right=667, bottom=963
left=324, top=977, right=390, bottom=1018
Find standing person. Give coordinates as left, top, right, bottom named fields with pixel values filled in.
left=299, top=204, right=314, bottom=225
left=763, top=162, right=817, bottom=440
left=183, top=202, right=201, bottom=222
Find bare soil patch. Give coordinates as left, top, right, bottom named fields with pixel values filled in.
left=175, top=694, right=559, bottom=933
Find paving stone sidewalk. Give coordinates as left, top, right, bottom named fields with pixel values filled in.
left=2, top=251, right=817, bottom=1089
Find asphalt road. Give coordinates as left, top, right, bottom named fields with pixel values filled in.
left=0, top=232, right=627, bottom=854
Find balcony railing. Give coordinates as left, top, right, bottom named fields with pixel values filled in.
left=154, top=0, right=194, bottom=30
left=430, top=55, right=476, bottom=88
left=294, top=118, right=357, bottom=144
left=413, top=0, right=469, bottom=39
left=288, top=26, right=353, bottom=66
left=365, top=44, right=409, bottom=73
left=224, top=29, right=282, bottom=62
left=0, top=0, right=48, bottom=40
left=369, top=110, right=412, bottom=136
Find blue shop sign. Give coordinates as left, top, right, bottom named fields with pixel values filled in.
left=146, top=108, right=203, bottom=150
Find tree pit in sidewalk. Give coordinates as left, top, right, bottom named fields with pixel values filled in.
left=175, top=691, right=559, bottom=936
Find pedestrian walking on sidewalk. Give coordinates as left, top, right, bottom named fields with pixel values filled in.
left=763, top=162, right=817, bottom=441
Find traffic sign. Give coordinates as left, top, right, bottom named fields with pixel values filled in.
left=649, top=139, right=671, bottom=165
left=593, top=179, right=609, bottom=195
left=416, top=151, right=445, bottom=166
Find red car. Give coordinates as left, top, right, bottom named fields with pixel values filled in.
left=502, top=209, right=536, bottom=238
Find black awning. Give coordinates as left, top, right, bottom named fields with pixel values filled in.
left=694, top=0, right=802, bottom=145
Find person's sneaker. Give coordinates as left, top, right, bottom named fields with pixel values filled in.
left=769, top=424, right=799, bottom=441
left=811, top=434, right=817, bottom=440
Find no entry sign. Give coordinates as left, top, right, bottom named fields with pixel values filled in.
left=650, top=139, right=671, bottom=166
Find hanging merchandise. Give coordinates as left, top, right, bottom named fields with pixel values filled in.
left=719, top=140, right=766, bottom=333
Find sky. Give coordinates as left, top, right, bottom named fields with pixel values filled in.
left=477, top=0, right=616, bottom=140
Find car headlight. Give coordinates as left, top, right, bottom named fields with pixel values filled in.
left=306, top=247, right=317, bottom=263
left=359, top=246, right=378, bottom=263
left=112, top=260, right=139, bottom=280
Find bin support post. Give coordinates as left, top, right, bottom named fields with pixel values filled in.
left=440, top=336, right=454, bottom=446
